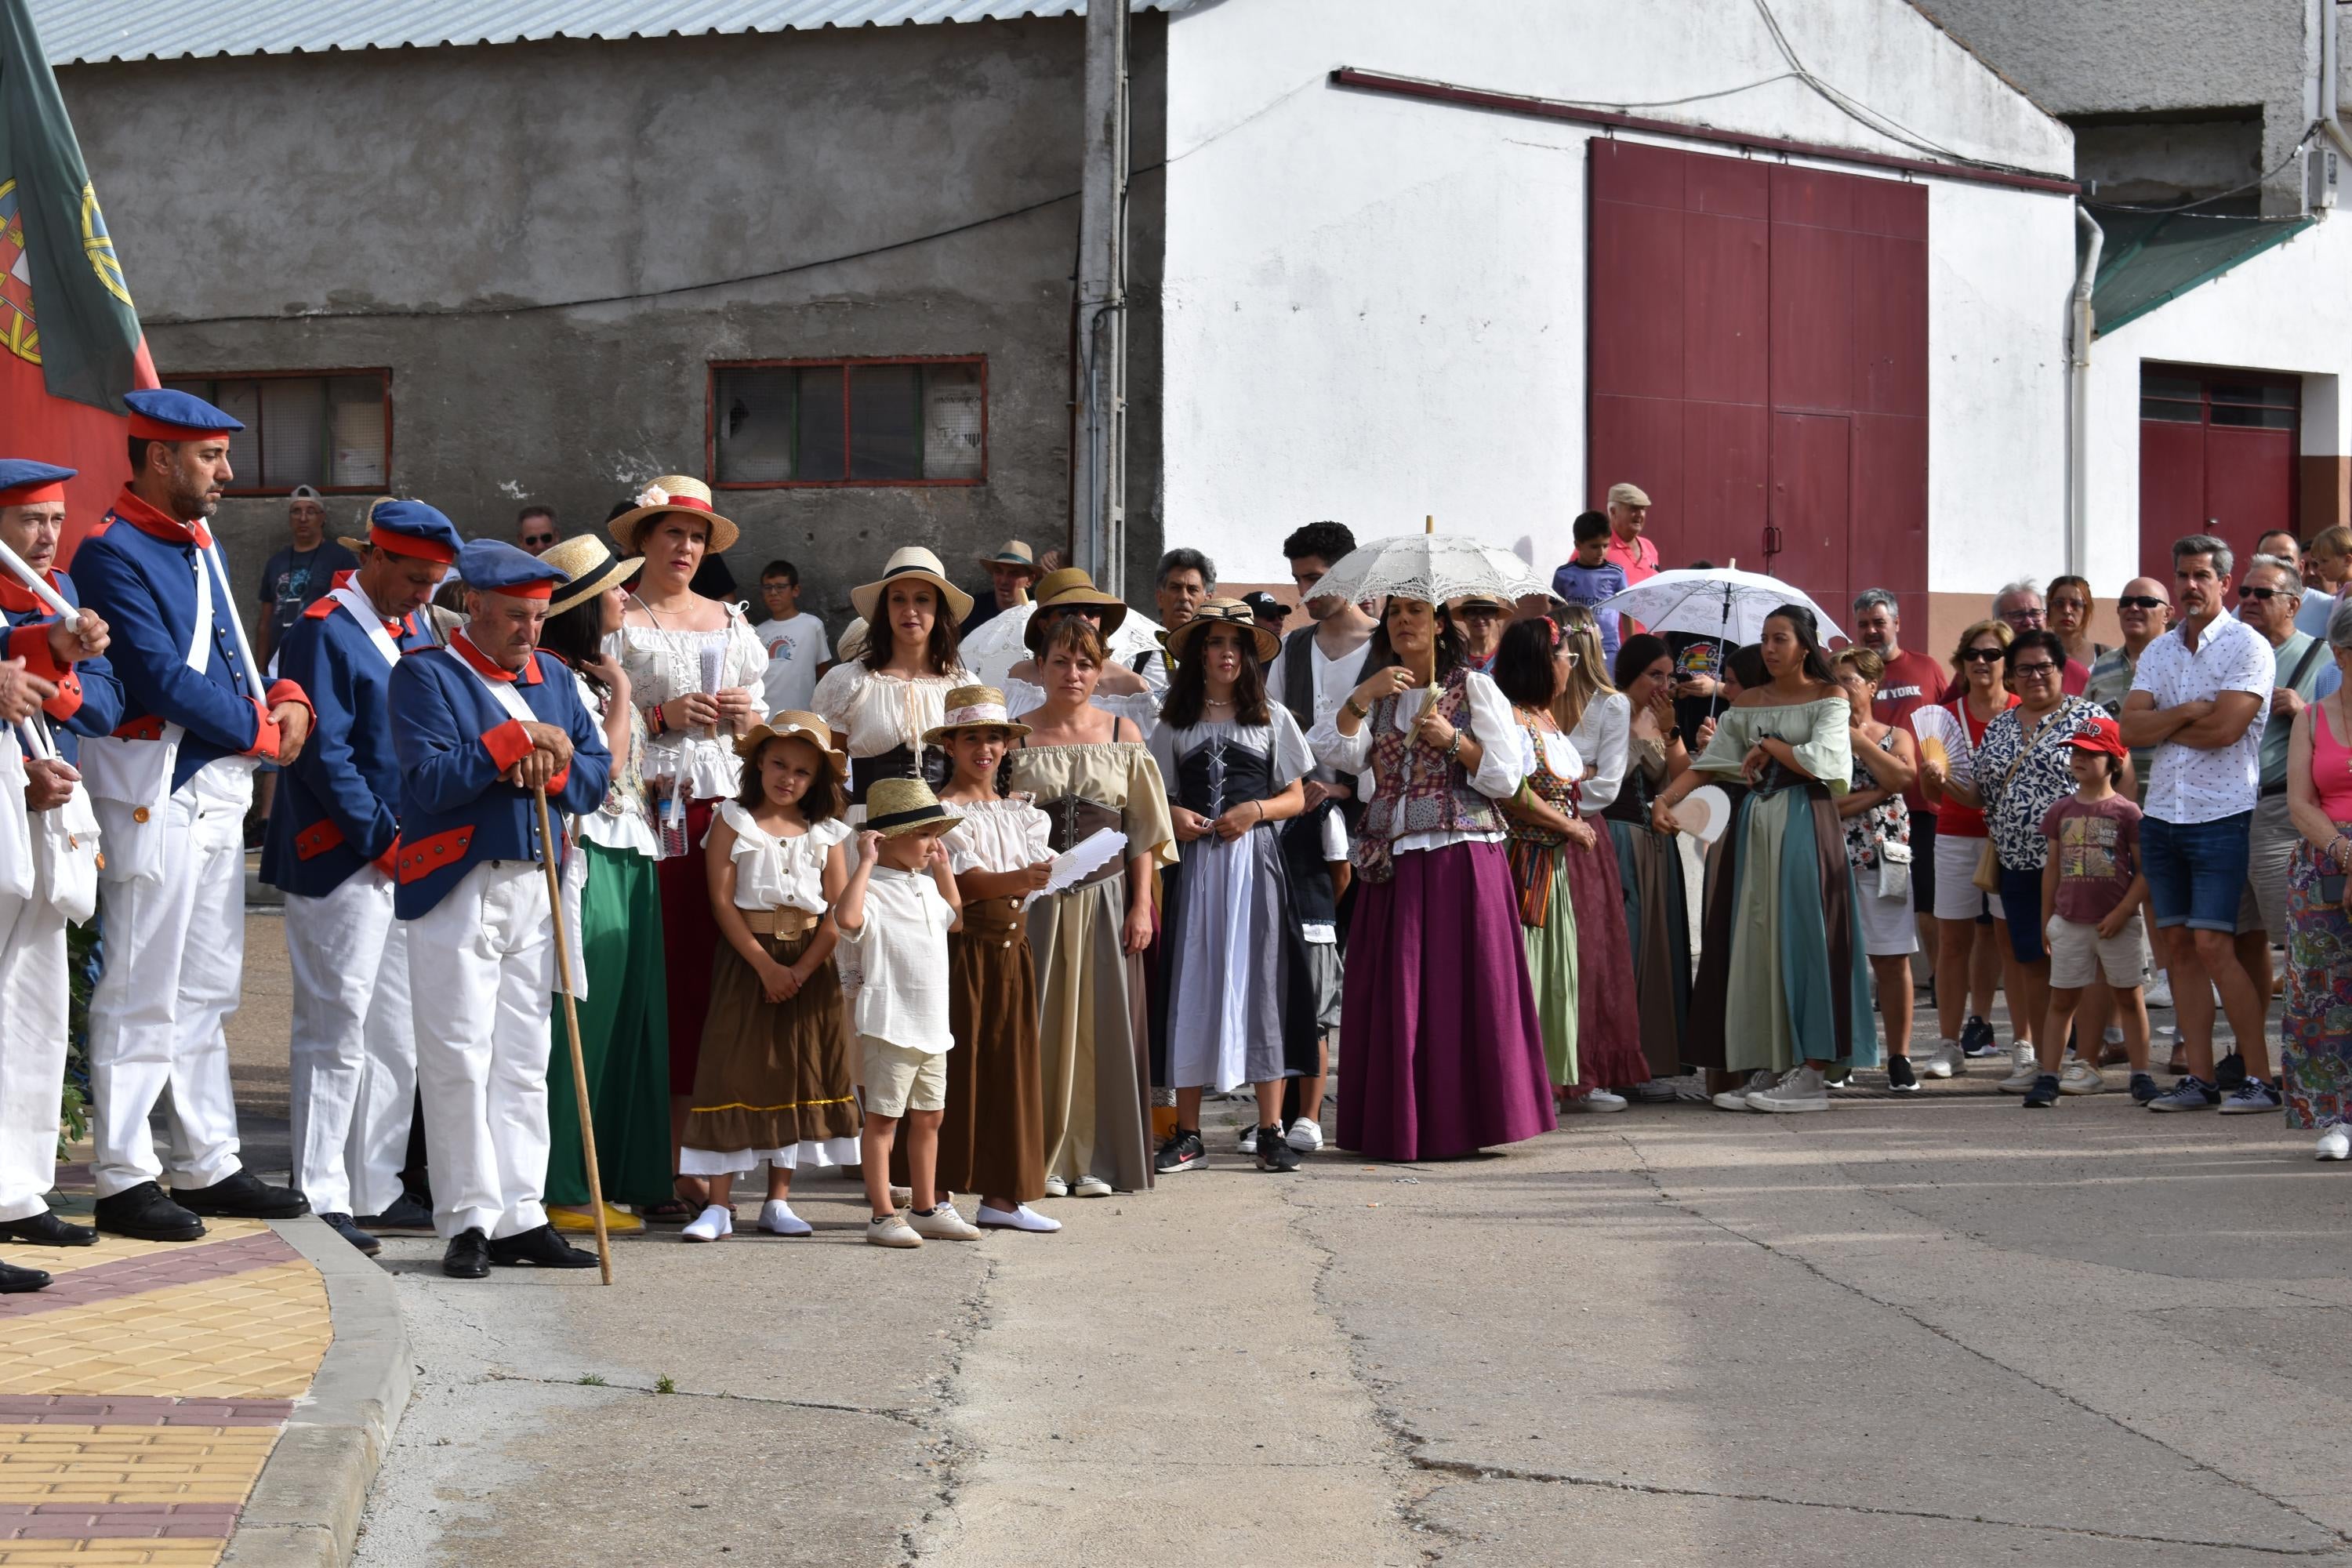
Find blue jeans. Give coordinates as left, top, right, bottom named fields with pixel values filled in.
left=2142, top=811, right=2254, bottom=933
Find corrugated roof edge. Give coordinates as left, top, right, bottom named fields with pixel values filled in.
left=43, top=3, right=1190, bottom=67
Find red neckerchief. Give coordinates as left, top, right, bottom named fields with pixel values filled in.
left=107, top=485, right=213, bottom=548
left=0, top=569, right=58, bottom=614
left=451, top=629, right=542, bottom=685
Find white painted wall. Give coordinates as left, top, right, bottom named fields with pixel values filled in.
left=1158, top=0, right=2076, bottom=592
left=2085, top=215, right=2352, bottom=587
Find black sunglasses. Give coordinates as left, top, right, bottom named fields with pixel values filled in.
left=2237, top=585, right=2282, bottom=601
left=1962, top=648, right=2005, bottom=663
left=2117, top=595, right=2166, bottom=611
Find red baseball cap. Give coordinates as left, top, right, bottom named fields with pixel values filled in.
left=2066, top=715, right=2127, bottom=759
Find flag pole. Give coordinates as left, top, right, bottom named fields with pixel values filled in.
left=0, top=536, right=78, bottom=628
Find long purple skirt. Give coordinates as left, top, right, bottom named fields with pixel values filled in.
left=1337, top=840, right=1557, bottom=1161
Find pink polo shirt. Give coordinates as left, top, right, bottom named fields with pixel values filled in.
left=1604, top=532, right=1660, bottom=585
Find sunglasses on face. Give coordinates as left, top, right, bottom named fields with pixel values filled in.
left=1963, top=648, right=2005, bottom=663
left=2237, top=585, right=2283, bottom=601
left=2117, top=595, right=2166, bottom=611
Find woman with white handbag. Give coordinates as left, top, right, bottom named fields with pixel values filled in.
left=0, top=459, right=123, bottom=1280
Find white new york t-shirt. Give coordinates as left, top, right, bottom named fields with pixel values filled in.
left=752, top=613, right=831, bottom=716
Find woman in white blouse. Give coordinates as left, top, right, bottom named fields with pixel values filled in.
left=811, top=546, right=976, bottom=821
left=1552, top=613, right=1648, bottom=1102
left=1308, top=594, right=1555, bottom=1162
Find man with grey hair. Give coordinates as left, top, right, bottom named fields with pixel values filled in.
left=2234, top=553, right=2328, bottom=1035
left=1953, top=580, right=2089, bottom=699
left=1134, top=547, right=1215, bottom=688
left=2122, top=533, right=2278, bottom=1114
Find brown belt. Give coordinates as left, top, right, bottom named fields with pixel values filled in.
left=742, top=906, right=822, bottom=938
left=1035, top=794, right=1125, bottom=887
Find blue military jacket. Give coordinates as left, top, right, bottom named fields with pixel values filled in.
left=387, top=633, right=609, bottom=919
left=0, top=568, right=125, bottom=764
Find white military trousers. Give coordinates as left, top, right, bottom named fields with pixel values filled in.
left=407, top=859, right=556, bottom=1240
left=285, top=866, right=414, bottom=1217
left=0, top=894, right=67, bottom=1222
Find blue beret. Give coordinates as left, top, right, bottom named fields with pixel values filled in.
left=0, top=459, right=76, bottom=505
left=457, top=538, right=570, bottom=597
left=124, top=387, right=244, bottom=439
left=362, top=498, right=462, bottom=564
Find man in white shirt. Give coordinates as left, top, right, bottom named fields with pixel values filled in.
left=2122, top=533, right=2277, bottom=1115
left=750, top=558, right=830, bottom=717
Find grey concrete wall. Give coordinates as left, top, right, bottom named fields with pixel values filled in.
left=56, top=17, right=1168, bottom=628
left=1923, top=0, right=2321, bottom=215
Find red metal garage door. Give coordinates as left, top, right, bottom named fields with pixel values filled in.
left=1588, top=140, right=1928, bottom=633
left=2137, top=366, right=2299, bottom=581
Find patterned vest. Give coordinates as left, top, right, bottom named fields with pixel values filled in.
left=1352, top=670, right=1499, bottom=883
left=1503, top=720, right=1580, bottom=926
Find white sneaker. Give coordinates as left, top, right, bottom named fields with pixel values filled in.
left=1073, top=1174, right=1114, bottom=1198
left=2145, top=974, right=2174, bottom=1009
left=1286, top=1117, right=1325, bottom=1152
left=2060, top=1060, right=2105, bottom=1096
left=866, top=1214, right=922, bottom=1248
left=2010, top=1042, right=2038, bottom=1077
left=1569, top=1089, right=1628, bottom=1112
left=1747, top=1065, right=1830, bottom=1113
left=2316, top=1122, right=2351, bottom=1161
left=1711, top=1070, right=1774, bottom=1112
left=1041, top=1175, right=1068, bottom=1199
left=681, top=1203, right=733, bottom=1243
left=757, top=1200, right=811, bottom=1237
left=908, top=1201, right=982, bottom=1241
left=1919, top=1041, right=1959, bottom=1080
left=1998, top=1058, right=2046, bottom=1093
left=975, top=1202, right=1062, bottom=1232
left=1237, top=1125, right=1259, bottom=1155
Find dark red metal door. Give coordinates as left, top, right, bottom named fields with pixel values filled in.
left=2139, top=366, right=2298, bottom=581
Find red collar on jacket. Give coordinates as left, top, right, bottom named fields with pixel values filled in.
left=451, top=629, right=543, bottom=685
left=0, top=569, right=60, bottom=614
left=107, top=485, right=214, bottom=548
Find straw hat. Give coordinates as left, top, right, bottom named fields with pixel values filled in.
left=975, top=539, right=1041, bottom=578
left=607, top=474, right=740, bottom=555
left=851, top=546, right=975, bottom=624
left=735, top=710, right=849, bottom=777
left=541, top=535, right=644, bottom=618
left=921, top=684, right=1033, bottom=746
left=1022, top=565, right=1130, bottom=652
left=863, top=776, right=961, bottom=839
left=1160, top=597, right=1280, bottom=666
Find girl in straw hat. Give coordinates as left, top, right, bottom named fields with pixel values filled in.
left=677, top=713, right=860, bottom=1242
left=1008, top=616, right=1177, bottom=1196
left=925, top=688, right=1061, bottom=1231
left=609, top=475, right=767, bottom=1219
left=1147, top=601, right=1320, bottom=1176
left=811, top=546, right=975, bottom=820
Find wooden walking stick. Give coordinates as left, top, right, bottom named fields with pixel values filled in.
left=535, top=785, right=612, bottom=1284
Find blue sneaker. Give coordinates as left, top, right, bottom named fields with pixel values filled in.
left=1961, top=1016, right=2001, bottom=1058
left=2147, top=1075, right=2220, bottom=1112
left=2129, top=1073, right=2162, bottom=1104
left=2218, top=1078, right=2282, bottom=1116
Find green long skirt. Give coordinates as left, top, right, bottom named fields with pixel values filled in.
left=546, top=841, right=674, bottom=1207
left=1522, top=855, right=1581, bottom=1089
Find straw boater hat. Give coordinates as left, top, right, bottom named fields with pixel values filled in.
left=1160, top=597, right=1280, bottom=666
left=975, top=539, right=1041, bottom=578
left=862, top=776, right=961, bottom=839
left=921, top=685, right=1033, bottom=746
left=607, top=474, right=740, bottom=555
left=851, top=546, right=975, bottom=624
left=541, top=535, right=644, bottom=617
left=1022, top=565, right=1129, bottom=652
left=735, top=710, right=849, bottom=777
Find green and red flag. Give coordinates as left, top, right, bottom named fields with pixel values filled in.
left=0, top=0, right=157, bottom=557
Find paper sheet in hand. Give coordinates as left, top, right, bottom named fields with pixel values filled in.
left=699, top=642, right=726, bottom=735
left=1024, top=827, right=1127, bottom=909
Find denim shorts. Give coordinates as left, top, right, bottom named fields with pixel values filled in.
left=1997, top=865, right=2047, bottom=964
left=2142, top=811, right=2255, bottom=933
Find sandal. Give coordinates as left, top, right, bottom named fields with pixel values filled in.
left=641, top=1185, right=701, bottom=1223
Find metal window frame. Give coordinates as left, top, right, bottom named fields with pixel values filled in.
left=161, top=366, right=394, bottom=497
left=705, top=354, right=988, bottom=490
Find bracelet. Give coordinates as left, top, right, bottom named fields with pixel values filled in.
left=1445, top=731, right=1464, bottom=761
left=650, top=702, right=665, bottom=735
left=1343, top=697, right=1370, bottom=721
left=2332, top=835, right=2351, bottom=869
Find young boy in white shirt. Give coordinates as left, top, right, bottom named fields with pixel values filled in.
left=836, top=778, right=971, bottom=1247
left=752, top=559, right=832, bottom=716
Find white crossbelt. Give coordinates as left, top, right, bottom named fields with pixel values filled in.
left=328, top=583, right=403, bottom=669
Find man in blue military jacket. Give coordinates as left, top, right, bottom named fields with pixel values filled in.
left=391, top=540, right=609, bottom=1279
left=0, top=459, right=122, bottom=1291
left=263, top=498, right=459, bottom=1258
left=73, top=390, right=318, bottom=1243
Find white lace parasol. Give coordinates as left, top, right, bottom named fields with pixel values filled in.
left=958, top=601, right=1167, bottom=688
left=1302, top=533, right=1551, bottom=608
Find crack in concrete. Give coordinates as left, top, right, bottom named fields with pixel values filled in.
left=477, top=1370, right=930, bottom=1428
left=895, top=1248, right=1000, bottom=1564
left=1611, top=1127, right=2352, bottom=1553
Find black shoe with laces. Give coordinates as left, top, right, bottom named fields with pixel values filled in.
left=0, top=1256, right=52, bottom=1294
left=487, top=1224, right=597, bottom=1269
left=318, top=1213, right=382, bottom=1258
left=442, top=1228, right=491, bottom=1279
left=1154, top=1130, right=1205, bottom=1175
left=1886, top=1054, right=1919, bottom=1094
left=1254, top=1125, right=1302, bottom=1172
left=93, top=1181, right=205, bottom=1243
left=172, top=1170, right=308, bottom=1220
left=354, top=1192, right=436, bottom=1234
left=1961, top=1015, right=1999, bottom=1058
left=0, top=1209, right=96, bottom=1247
left=2023, top=1073, right=2062, bottom=1109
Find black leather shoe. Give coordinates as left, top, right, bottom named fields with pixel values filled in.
left=442, top=1228, right=491, bottom=1279
left=0, top=1210, right=98, bottom=1247
left=354, top=1193, right=435, bottom=1233
left=318, top=1213, right=382, bottom=1258
left=487, top=1224, right=597, bottom=1269
left=172, top=1170, right=310, bottom=1220
left=0, top=1257, right=52, bottom=1294
left=93, top=1181, right=205, bottom=1243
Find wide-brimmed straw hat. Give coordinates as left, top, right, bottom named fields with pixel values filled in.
left=1022, top=566, right=1130, bottom=652
left=864, top=777, right=961, bottom=839
left=607, top=474, right=740, bottom=555
left=735, top=710, right=849, bottom=777
left=922, top=684, right=1033, bottom=746
left=851, top=546, right=975, bottom=624
left=542, top=535, right=644, bottom=618
left=1160, top=597, right=1280, bottom=665
left=975, top=539, right=1041, bottom=577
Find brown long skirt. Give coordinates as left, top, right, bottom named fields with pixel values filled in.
left=936, top=895, right=1047, bottom=1202
left=678, top=928, right=862, bottom=1174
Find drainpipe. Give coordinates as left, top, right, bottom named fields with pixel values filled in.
left=2069, top=203, right=2103, bottom=580
left=2325, top=0, right=2352, bottom=166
